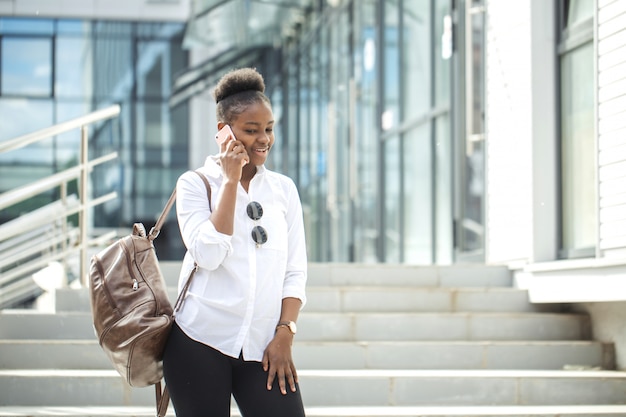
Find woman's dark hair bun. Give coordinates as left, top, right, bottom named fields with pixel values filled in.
left=214, top=68, right=265, bottom=104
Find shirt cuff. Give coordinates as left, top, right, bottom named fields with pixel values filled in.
left=283, top=279, right=307, bottom=308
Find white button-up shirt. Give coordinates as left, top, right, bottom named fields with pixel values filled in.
left=174, top=156, right=307, bottom=361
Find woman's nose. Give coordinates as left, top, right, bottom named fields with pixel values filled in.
left=258, top=132, right=270, bottom=143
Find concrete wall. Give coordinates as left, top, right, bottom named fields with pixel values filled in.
left=485, top=0, right=558, bottom=265
left=485, top=0, right=533, bottom=265
left=575, top=301, right=626, bottom=370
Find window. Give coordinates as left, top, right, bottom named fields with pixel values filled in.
left=353, top=0, right=378, bottom=262
left=558, top=0, right=596, bottom=257
left=272, top=0, right=454, bottom=263
left=1, top=37, right=52, bottom=96
left=402, top=1, right=430, bottom=118
left=0, top=18, right=189, bottom=260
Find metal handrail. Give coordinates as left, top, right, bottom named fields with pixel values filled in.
left=0, top=105, right=121, bottom=302
left=0, top=105, right=121, bottom=154
left=0, top=230, right=80, bottom=285
left=0, top=153, right=117, bottom=210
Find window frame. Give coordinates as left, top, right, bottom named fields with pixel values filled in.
left=556, top=0, right=596, bottom=259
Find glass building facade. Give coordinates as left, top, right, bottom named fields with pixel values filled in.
left=264, top=0, right=484, bottom=264
left=0, top=17, right=189, bottom=258
left=1, top=0, right=487, bottom=264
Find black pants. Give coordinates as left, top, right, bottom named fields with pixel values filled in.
left=163, top=323, right=306, bottom=417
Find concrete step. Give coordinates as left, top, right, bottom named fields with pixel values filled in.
left=306, top=263, right=513, bottom=288
left=2, top=405, right=626, bottom=416
left=293, top=341, right=613, bottom=370
left=0, top=311, right=591, bottom=342
left=304, top=287, right=560, bottom=313
left=156, top=262, right=513, bottom=288
left=1, top=369, right=625, bottom=407
left=0, top=340, right=611, bottom=371
left=2, top=263, right=609, bottom=414
left=300, top=369, right=626, bottom=406
left=55, top=286, right=560, bottom=314
left=298, top=312, right=590, bottom=342
left=0, top=340, right=110, bottom=370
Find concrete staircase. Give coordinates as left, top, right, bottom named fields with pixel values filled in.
left=1, top=262, right=626, bottom=416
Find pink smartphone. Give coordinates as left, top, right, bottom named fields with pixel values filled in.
left=215, top=125, right=235, bottom=145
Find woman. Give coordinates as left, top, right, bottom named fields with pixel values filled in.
left=163, top=67, right=307, bottom=417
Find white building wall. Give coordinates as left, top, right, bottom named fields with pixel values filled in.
left=0, top=0, right=190, bottom=21
left=484, top=0, right=534, bottom=264
left=597, top=0, right=626, bottom=257
left=574, top=0, right=626, bottom=371
left=490, top=0, right=626, bottom=368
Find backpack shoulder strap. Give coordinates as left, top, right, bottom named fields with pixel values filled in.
left=149, top=170, right=212, bottom=241
left=149, top=189, right=176, bottom=241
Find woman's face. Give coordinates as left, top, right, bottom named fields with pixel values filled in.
left=229, top=101, right=275, bottom=167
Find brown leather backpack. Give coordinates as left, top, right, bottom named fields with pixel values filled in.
left=89, top=170, right=211, bottom=416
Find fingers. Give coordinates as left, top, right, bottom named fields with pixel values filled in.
left=262, top=352, right=269, bottom=372
left=218, top=135, right=230, bottom=152
left=225, top=140, right=249, bottom=166
left=266, top=361, right=297, bottom=395
left=287, top=366, right=297, bottom=393
left=266, top=368, right=276, bottom=392
left=291, top=364, right=299, bottom=385
left=219, top=141, right=248, bottom=177
left=263, top=339, right=297, bottom=395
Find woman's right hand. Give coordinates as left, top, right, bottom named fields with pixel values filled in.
left=210, top=138, right=247, bottom=236
left=219, top=139, right=249, bottom=182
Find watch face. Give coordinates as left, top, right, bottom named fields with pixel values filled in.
left=288, top=321, right=297, bottom=334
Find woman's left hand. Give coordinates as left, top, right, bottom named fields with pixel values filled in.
left=262, top=330, right=297, bottom=395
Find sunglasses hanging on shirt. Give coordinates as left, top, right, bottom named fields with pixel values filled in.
left=247, top=201, right=268, bottom=247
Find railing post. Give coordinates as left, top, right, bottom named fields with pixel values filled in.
left=79, top=125, right=89, bottom=286
left=61, top=181, right=68, bottom=287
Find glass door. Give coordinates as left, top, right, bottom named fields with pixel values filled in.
left=454, top=0, right=486, bottom=262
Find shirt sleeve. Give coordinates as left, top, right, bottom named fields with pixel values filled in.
left=176, top=171, right=232, bottom=270
left=282, top=179, right=308, bottom=307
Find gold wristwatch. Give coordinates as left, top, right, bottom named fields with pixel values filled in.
left=276, top=321, right=297, bottom=335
